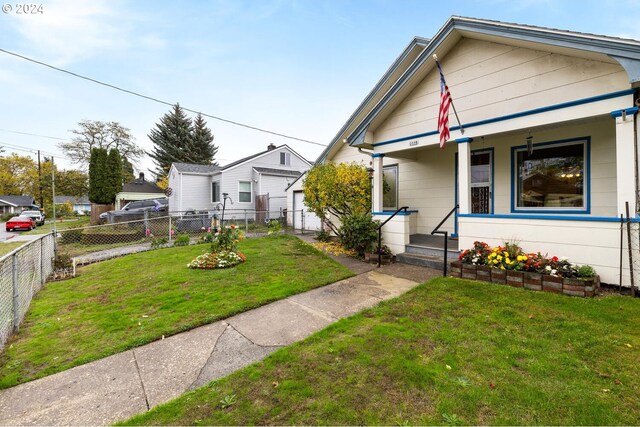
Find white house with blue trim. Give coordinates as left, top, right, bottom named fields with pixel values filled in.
left=312, top=16, right=640, bottom=287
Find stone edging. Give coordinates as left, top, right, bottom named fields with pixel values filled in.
left=450, top=261, right=600, bottom=297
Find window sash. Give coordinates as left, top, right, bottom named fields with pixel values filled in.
left=514, top=140, right=586, bottom=212
left=239, top=181, right=252, bottom=203
left=383, top=165, right=398, bottom=210
left=211, top=181, right=220, bottom=203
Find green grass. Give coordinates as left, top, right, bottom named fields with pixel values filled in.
left=124, top=277, right=640, bottom=426
left=0, top=241, right=25, bottom=257
left=22, top=216, right=90, bottom=235
left=0, top=235, right=352, bottom=388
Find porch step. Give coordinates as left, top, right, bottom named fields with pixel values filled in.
left=396, top=252, right=449, bottom=272
left=405, top=244, right=459, bottom=260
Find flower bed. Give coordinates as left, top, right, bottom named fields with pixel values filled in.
left=451, top=241, right=600, bottom=297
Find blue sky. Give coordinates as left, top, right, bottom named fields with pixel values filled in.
left=1, top=0, right=639, bottom=174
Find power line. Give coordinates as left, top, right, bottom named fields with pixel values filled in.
left=0, top=48, right=327, bottom=147
left=0, top=128, right=68, bottom=141
left=0, top=140, right=63, bottom=159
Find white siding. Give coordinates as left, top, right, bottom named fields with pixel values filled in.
left=258, top=173, right=291, bottom=214
left=373, top=37, right=628, bottom=144
left=180, top=174, right=211, bottom=211
left=168, top=166, right=180, bottom=212
left=221, top=165, right=255, bottom=209
left=459, top=217, right=625, bottom=286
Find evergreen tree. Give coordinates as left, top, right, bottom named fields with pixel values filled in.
left=122, top=157, right=135, bottom=184
left=105, top=149, right=123, bottom=204
left=88, top=148, right=109, bottom=204
left=192, top=113, right=218, bottom=166
left=147, top=103, right=195, bottom=179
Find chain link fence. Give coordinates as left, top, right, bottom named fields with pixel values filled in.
left=59, top=209, right=323, bottom=266
left=0, top=233, right=55, bottom=350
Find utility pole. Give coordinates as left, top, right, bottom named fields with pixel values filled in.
left=37, top=150, right=43, bottom=209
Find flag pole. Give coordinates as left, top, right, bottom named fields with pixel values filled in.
left=433, top=54, right=464, bottom=135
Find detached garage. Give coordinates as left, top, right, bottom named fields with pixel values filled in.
left=286, top=173, right=323, bottom=232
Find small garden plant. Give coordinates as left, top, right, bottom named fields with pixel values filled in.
left=459, top=241, right=596, bottom=278
left=188, top=225, right=246, bottom=269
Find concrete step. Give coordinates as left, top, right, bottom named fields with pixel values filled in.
left=405, top=244, right=459, bottom=259
left=396, top=252, right=453, bottom=273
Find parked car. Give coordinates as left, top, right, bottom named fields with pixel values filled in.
left=6, top=215, right=36, bottom=231
left=21, top=210, right=45, bottom=226
left=99, top=198, right=168, bottom=222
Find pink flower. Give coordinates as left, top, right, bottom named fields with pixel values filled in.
left=145, top=229, right=151, bottom=236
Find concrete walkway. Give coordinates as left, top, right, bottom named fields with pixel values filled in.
left=0, top=241, right=440, bottom=426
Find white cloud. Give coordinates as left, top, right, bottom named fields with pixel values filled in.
left=9, top=0, right=131, bottom=65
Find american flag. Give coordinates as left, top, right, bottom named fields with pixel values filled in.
left=436, top=61, right=451, bottom=149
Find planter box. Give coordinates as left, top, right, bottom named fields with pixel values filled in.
left=450, top=261, right=462, bottom=278
left=461, top=264, right=477, bottom=280
left=542, top=275, right=563, bottom=293
left=490, top=268, right=506, bottom=284
left=450, top=262, right=599, bottom=297
left=506, top=270, right=524, bottom=288
left=365, top=253, right=394, bottom=265
left=476, top=265, right=491, bottom=282
left=523, top=272, right=543, bottom=291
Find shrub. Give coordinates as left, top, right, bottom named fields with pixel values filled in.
left=211, top=225, right=243, bottom=253
left=339, top=213, right=378, bottom=256
left=173, top=234, right=190, bottom=247
left=314, top=229, right=331, bottom=242
left=578, top=264, right=596, bottom=278
left=53, top=253, right=72, bottom=270
left=266, top=219, right=282, bottom=235
left=151, top=237, right=168, bottom=249
left=198, top=232, right=214, bottom=244
left=1, top=213, right=16, bottom=222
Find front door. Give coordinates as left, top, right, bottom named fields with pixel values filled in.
left=470, top=151, right=493, bottom=214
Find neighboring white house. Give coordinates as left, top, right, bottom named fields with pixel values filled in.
left=309, top=16, right=640, bottom=287
left=115, top=173, right=166, bottom=209
left=53, top=196, right=91, bottom=214
left=168, top=144, right=311, bottom=221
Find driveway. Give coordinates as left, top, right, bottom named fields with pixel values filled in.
left=0, top=223, right=17, bottom=242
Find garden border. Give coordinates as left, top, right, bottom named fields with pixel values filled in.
left=450, top=261, right=600, bottom=297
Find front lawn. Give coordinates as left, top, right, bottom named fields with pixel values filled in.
left=0, top=242, right=25, bottom=257
left=125, top=277, right=640, bottom=426
left=21, top=216, right=90, bottom=235
left=0, top=235, right=352, bottom=388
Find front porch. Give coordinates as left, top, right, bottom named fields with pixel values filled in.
left=396, top=234, right=459, bottom=272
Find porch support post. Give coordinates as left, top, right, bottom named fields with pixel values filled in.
left=611, top=107, right=639, bottom=215
left=457, top=138, right=473, bottom=214
left=372, top=153, right=385, bottom=212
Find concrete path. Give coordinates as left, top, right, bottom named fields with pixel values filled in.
left=0, top=267, right=434, bottom=426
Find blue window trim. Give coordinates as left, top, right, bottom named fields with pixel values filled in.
left=372, top=88, right=635, bottom=148
left=510, top=136, right=590, bottom=214
left=458, top=213, right=639, bottom=223
left=372, top=210, right=418, bottom=216
left=371, top=153, right=385, bottom=158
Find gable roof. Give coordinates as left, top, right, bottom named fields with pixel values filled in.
left=172, top=163, right=221, bottom=174
left=172, top=145, right=311, bottom=176
left=319, top=16, right=640, bottom=162
left=0, top=195, right=35, bottom=207
left=253, top=167, right=302, bottom=177
left=121, top=174, right=165, bottom=194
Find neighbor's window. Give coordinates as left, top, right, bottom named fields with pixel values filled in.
left=239, top=181, right=252, bottom=203
left=515, top=140, right=586, bottom=211
left=211, top=181, right=220, bottom=203
left=280, top=152, right=291, bottom=166
left=383, top=165, right=398, bottom=210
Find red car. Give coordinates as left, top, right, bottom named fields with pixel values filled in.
left=5, top=215, right=36, bottom=231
